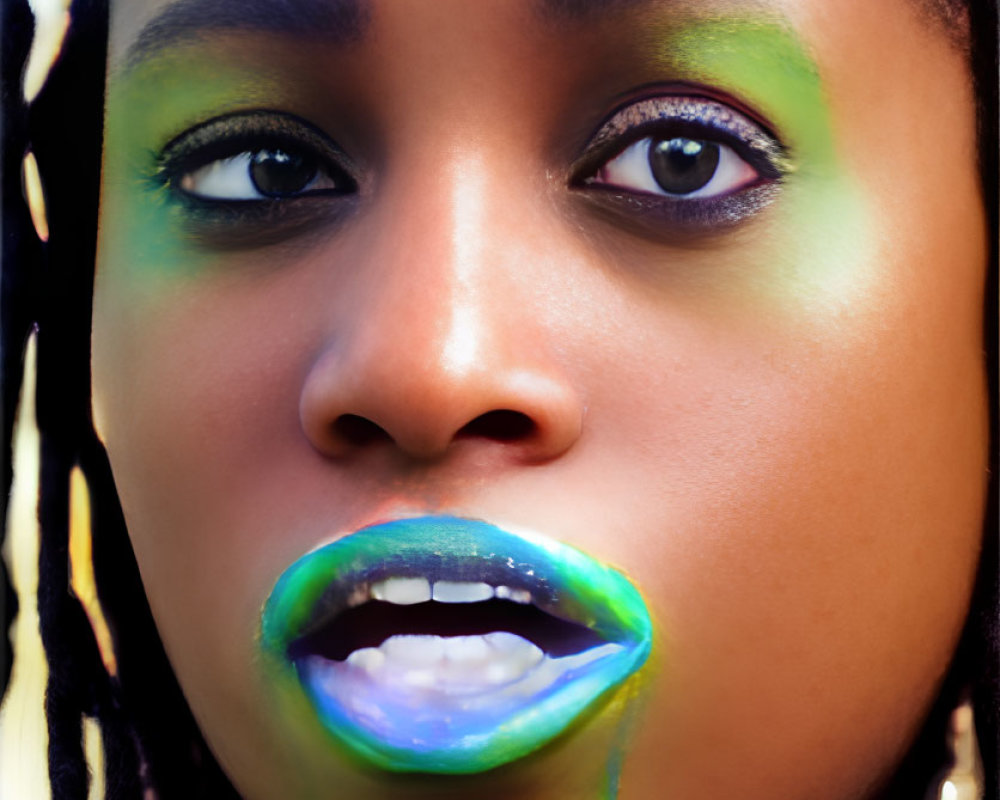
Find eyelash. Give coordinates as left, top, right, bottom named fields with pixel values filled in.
left=157, top=95, right=786, bottom=239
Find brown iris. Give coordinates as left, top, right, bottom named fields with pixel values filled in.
left=250, top=148, right=319, bottom=196
left=649, top=138, right=720, bottom=195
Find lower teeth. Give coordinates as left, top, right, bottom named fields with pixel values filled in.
left=301, top=633, right=623, bottom=704
left=345, top=632, right=545, bottom=691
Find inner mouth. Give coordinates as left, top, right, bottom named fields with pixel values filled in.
left=287, top=574, right=631, bottom=763
left=289, top=586, right=608, bottom=664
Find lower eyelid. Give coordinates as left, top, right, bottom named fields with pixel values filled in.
left=575, top=179, right=782, bottom=239
left=174, top=192, right=361, bottom=250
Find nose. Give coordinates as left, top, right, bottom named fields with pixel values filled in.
left=299, top=160, right=584, bottom=464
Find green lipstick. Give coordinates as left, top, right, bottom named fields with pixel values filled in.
left=259, top=516, right=653, bottom=774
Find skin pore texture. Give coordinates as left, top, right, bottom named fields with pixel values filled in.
left=92, top=1, right=987, bottom=798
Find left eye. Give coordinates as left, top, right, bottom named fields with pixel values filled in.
left=180, top=147, right=342, bottom=200
left=591, top=136, right=757, bottom=199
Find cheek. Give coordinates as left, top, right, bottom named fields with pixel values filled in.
left=605, top=69, right=988, bottom=800
left=90, top=259, right=366, bottom=799
left=90, top=248, right=311, bottom=715
left=594, top=269, right=986, bottom=799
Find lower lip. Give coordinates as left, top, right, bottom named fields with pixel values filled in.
left=259, top=516, right=653, bottom=774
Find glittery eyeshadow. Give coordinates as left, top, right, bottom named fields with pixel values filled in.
left=588, top=96, right=789, bottom=176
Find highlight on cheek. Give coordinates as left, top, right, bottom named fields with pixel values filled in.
left=258, top=516, right=654, bottom=774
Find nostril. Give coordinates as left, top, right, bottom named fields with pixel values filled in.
left=333, top=414, right=391, bottom=447
left=457, top=410, right=536, bottom=442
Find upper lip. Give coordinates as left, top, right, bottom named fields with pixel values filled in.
left=259, top=515, right=653, bottom=773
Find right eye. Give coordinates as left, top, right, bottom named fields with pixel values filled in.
left=159, top=111, right=357, bottom=203
left=180, top=147, right=345, bottom=200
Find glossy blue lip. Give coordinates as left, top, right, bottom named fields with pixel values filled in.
left=260, top=516, right=653, bottom=773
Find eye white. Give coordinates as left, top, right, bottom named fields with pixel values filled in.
left=595, top=138, right=757, bottom=199
left=178, top=152, right=336, bottom=200
left=180, top=153, right=263, bottom=200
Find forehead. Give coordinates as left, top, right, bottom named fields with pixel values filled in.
left=107, top=0, right=950, bottom=72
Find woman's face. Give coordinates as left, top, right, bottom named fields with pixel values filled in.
left=92, top=0, right=987, bottom=797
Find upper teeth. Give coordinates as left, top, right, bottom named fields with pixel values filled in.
left=367, top=577, right=532, bottom=606
left=432, top=580, right=493, bottom=603
left=370, top=577, right=430, bottom=605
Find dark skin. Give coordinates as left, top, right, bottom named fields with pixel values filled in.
left=93, top=1, right=986, bottom=797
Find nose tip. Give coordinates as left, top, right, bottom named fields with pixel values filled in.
left=300, top=352, right=584, bottom=463
left=298, top=148, right=585, bottom=466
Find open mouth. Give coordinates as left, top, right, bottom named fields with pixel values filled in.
left=260, top=516, right=653, bottom=774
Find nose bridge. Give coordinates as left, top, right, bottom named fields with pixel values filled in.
left=358, top=54, right=542, bottom=362
left=439, top=154, right=492, bottom=376
left=366, top=149, right=502, bottom=384
left=299, top=143, right=583, bottom=462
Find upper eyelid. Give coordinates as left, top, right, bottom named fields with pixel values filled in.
left=157, top=110, right=355, bottom=179
left=578, top=94, right=792, bottom=176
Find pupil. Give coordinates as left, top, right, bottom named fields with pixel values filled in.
left=648, top=138, right=720, bottom=195
left=250, top=149, right=318, bottom=196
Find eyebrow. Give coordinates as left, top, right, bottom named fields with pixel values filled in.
left=535, top=0, right=647, bottom=21
left=124, top=0, right=372, bottom=68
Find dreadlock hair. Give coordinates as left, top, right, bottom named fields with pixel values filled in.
left=2, top=0, right=239, bottom=796
left=0, top=0, right=996, bottom=798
